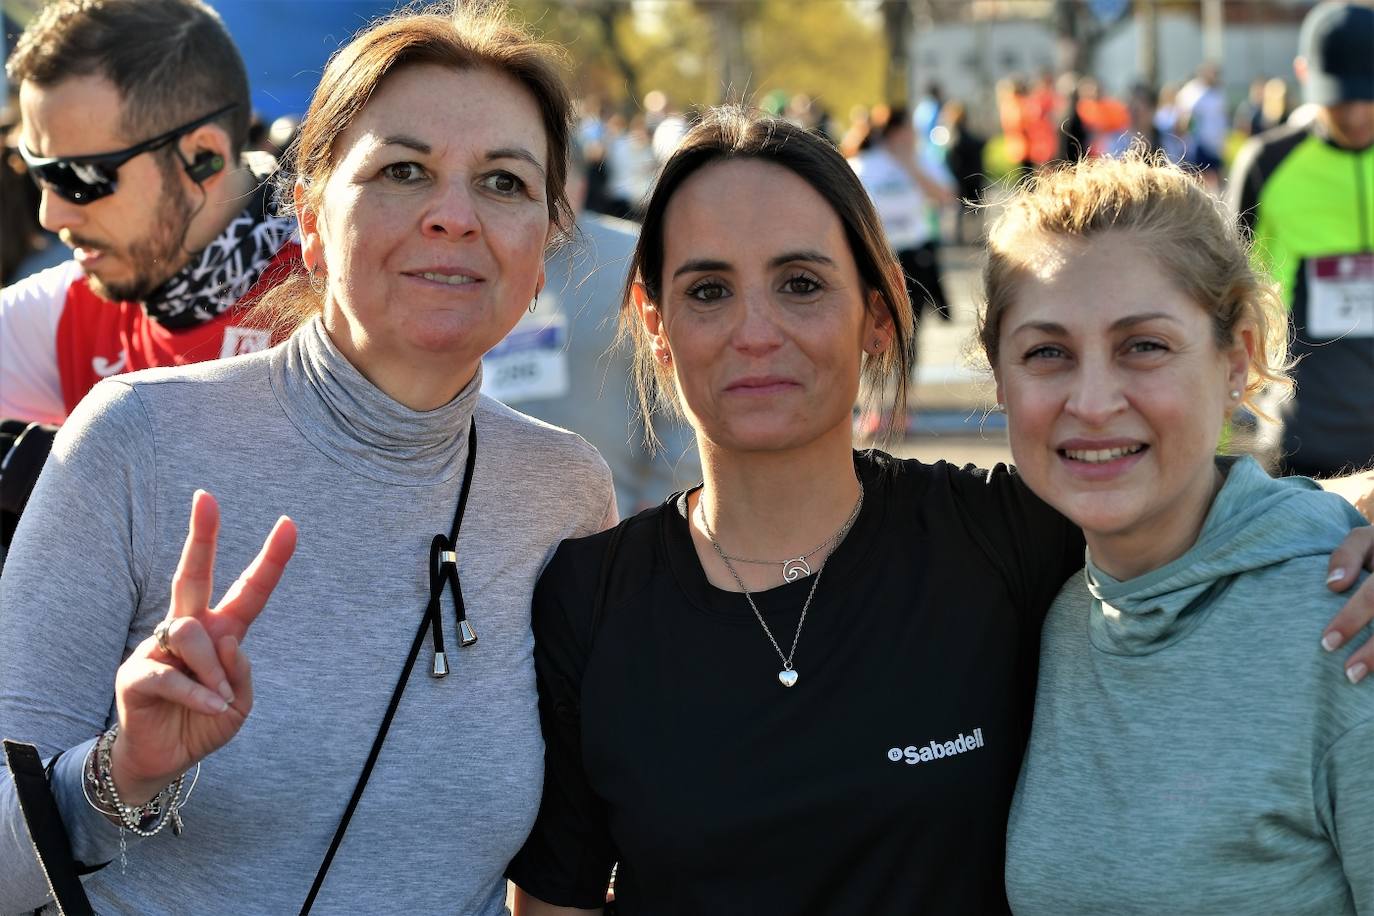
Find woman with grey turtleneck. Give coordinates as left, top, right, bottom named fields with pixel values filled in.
left=0, top=7, right=613, bottom=914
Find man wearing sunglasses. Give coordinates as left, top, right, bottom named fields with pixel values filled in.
left=0, top=0, right=299, bottom=547
left=0, top=0, right=299, bottom=429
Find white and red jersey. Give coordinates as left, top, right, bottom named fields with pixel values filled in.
left=0, top=244, right=299, bottom=424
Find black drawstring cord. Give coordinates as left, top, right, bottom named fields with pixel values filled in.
left=428, top=420, right=479, bottom=676
left=427, top=535, right=451, bottom=675
left=427, top=531, right=477, bottom=675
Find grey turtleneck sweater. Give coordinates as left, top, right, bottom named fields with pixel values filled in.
left=0, top=318, right=615, bottom=914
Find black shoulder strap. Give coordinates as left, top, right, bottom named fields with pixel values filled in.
left=3, top=740, right=96, bottom=916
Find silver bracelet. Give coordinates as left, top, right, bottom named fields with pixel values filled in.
left=81, top=725, right=199, bottom=838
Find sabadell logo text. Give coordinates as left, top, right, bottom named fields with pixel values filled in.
left=887, top=728, right=985, bottom=765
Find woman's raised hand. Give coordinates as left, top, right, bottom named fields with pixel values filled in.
left=110, top=490, right=297, bottom=805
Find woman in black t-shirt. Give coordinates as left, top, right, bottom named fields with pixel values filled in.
left=507, top=109, right=1374, bottom=916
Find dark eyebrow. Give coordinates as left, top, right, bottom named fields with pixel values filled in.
left=1109, top=311, right=1179, bottom=331
left=1010, top=320, right=1068, bottom=337
left=380, top=134, right=431, bottom=154
left=671, top=250, right=836, bottom=280
left=770, top=250, right=836, bottom=269
left=673, top=258, right=731, bottom=279
left=487, top=147, right=545, bottom=177
left=1010, top=311, right=1181, bottom=337
left=377, top=139, right=545, bottom=178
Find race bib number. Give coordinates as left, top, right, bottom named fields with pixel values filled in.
left=869, top=179, right=925, bottom=250
left=1306, top=253, right=1374, bottom=340
left=481, top=315, right=569, bottom=404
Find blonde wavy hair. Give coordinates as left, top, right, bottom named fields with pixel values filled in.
left=977, top=151, right=1291, bottom=417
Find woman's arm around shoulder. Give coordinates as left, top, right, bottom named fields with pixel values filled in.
left=935, top=459, right=1085, bottom=619
left=1318, top=470, right=1374, bottom=524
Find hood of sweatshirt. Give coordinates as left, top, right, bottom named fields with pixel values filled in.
left=1086, top=455, right=1368, bottom=655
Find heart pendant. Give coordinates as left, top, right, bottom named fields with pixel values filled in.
left=778, top=669, right=799, bottom=687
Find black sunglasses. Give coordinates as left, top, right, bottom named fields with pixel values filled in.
left=17, top=103, right=237, bottom=205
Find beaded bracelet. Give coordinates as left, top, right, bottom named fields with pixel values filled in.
left=81, top=725, right=199, bottom=838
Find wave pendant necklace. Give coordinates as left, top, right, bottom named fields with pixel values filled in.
left=698, top=481, right=863, bottom=687
left=712, top=497, right=862, bottom=584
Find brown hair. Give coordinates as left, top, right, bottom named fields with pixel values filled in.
left=978, top=151, right=1290, bottom=414
left=254, top=0, right=574, bottom=335
left=8, top=0, right=250, bottom=155
left=620, top=106, right=915, bottom=449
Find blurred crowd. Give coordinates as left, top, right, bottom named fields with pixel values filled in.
left=543, top=63, right=1304, bottom=234
left=0, top=62, right=1318, bottom=289
left=0, top=52, right=1333, bottom=473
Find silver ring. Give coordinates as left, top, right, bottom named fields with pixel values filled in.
left=153, top=617, right=174, bottom=654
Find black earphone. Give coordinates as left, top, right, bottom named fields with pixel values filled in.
left=184, top=150, right=225, bottom=183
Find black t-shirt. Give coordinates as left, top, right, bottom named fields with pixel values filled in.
left=507, top=451, right=1083, bottom=914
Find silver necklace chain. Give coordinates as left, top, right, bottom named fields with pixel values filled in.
left=698, top=480, right=864, bottom=687
left=714, top=501, right=860, bottom=582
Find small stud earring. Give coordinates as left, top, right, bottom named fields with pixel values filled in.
left=658, top=351, right=671, bottom=366
left=1229, top=389, right=1241, bottom=400
left=529, top=292, right=539, bottom=314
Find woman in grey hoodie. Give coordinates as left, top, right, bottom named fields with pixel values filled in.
left=993, top=153, right=1372, bottom=913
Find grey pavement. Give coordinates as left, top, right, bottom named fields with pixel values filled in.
left=876, top=241, right=1016, bottom=469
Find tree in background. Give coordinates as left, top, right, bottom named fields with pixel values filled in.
left=750, top=0, right=886, bottom=124
left=510, top=0, right=886, bottom=120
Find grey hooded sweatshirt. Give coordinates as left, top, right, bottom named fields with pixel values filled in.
left=1006, top=456, right=1373, bottom=915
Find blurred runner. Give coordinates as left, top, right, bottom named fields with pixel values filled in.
left=1, top=0, right=299, bottom=427
left=0, top=0, right=299, bottom=546
left=482, top=150, right=700, bottom=516
left=934, top=101, right=986, bottom=244
left=1108, top=84, right=1184, bottom=162
left=1227, top=1, right=1374, bottom=478
left=850, top=107, right=954, bottom=434
left=1024, top=71, right=1060, bottom=171
left=1176, top=63, right=1228, bottom=188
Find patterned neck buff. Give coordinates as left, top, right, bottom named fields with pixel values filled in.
left=142, top=160, right=297, bottom=329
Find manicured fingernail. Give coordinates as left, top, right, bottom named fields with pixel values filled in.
left=1326, top=568, right=1346, bottom=584
left=205, top=693, right=229, bottom=713
left=1322, top=631, right=1344, bottom=652
left=1346, top=662, right=1368, bottom=685
left=218, top=681, right=235, bottom=703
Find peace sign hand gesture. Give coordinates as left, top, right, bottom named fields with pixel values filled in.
left=109, top=490, right=297, bottom=806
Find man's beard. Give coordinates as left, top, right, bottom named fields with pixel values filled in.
left=86, top=181, right=196, bottom=303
